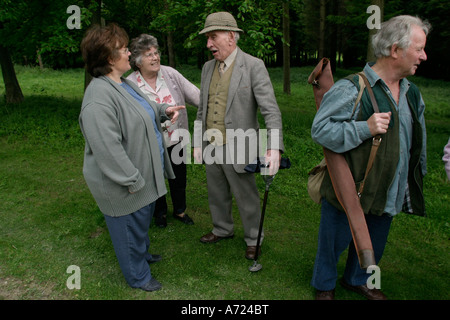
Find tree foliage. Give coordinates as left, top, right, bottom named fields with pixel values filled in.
left=0, top=0, right=91, bottom=68
left=1, top=0, right=449, bottom=77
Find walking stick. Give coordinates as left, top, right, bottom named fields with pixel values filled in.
left=245, top=157, right=291, bottom=272
left=249, top=173, right=274, bottom=272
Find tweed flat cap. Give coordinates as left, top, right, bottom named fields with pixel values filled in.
left=199, top=12, right=243, bottom=34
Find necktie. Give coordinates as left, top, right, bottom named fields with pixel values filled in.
left=219, top=62, right=225, bottom=77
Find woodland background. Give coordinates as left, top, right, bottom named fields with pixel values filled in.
left=1, top=0, right=450, bottom=104
left=0, top=0, right=449, bottom=303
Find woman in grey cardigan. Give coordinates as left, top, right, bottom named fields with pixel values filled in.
left=127, top=34, right=200, bottom=227
left=79, top=23, right=184, bottom=292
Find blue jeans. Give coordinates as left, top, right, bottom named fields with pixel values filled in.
left=311, top=199, right=392, bottom=291
left=104, top=202, right=156, bottom=288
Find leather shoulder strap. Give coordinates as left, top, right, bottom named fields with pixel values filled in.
left=356, top=72, right=382, bottom=197
left=357, top=72, right=380, bottom=113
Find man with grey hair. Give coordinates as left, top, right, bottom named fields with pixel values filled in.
left=310, top=15, right=429, bottom=300
left=193, top=12, right=284, bottom=260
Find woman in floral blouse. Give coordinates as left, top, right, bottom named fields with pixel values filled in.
left=127, top=34, right=200, bottom=227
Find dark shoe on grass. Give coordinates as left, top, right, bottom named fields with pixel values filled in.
left=340, top=278, right=387, bottom=300
left=200, top=232, right=233, bottom=243
left=315, top=289, right=335, bottom=300
left=146, top=254, right=162, bottom=264
left=155, top=215, right=167, bottom=228
left=173, top=213, right=194, bottom=225
left=140, top=278, right=162, bottom=292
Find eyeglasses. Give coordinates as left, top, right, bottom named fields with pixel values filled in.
left=118, top=48, right=129, bottom=55
left=143, top=51, right=160, bottom=59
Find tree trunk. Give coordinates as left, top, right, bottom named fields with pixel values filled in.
left=0, top=45, right=24, bottom=104
left=282, top=0, right=290, bottom=95
left=318, top=0, right=326, bottom=59
left=37, top=49, right=44, bottom=70
left=167, top=30, right=176, bottom=68
left=325, top=0, right=338, bottom=73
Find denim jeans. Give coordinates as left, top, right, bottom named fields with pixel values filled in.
left=311, top=199, right=392, bottom=291
left=104, top=202, right=156, bottom=288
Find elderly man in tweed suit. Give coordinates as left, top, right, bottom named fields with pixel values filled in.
left=193, top=12, right=284, bottom=260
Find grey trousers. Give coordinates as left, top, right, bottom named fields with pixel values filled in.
left=205, top=160, right=263, bottom=246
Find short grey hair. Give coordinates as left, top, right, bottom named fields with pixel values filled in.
left=234, top=31, right=240, bottom=43
left=372, top=15, right=431, bottom=59
left=129, top=34, right=159, bottom=70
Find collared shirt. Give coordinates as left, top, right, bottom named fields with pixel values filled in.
left=132, top=70, right=175, bottom=105
left=218, top=47, right=238, bottom=73
left=311, top=63, right=427, bottom=216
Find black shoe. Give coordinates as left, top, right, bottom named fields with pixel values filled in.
left=140, top=278, right=162, bottom=292
left=173, top=213, right=194, bottom=225
left=315, top=289, right=335, bottom=300
left=155, top=215, right=167, bottom=228
left=147, top=254, right=162, bottom=264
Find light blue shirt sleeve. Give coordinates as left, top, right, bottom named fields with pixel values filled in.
left=311, top=79, right=373, bottom=153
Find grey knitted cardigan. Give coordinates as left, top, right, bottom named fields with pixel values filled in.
left=79, top=75, right=175, bottom=217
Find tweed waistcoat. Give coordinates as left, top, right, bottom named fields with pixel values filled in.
left=206, top=60, right=235, bottom=145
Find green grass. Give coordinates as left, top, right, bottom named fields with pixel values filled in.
left=0, top=65, right=449, bottom=301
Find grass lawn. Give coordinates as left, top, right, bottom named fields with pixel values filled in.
left=0, top=64, right=449, bottom=302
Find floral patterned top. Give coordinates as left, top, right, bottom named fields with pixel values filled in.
left=129, top=70, right=178, bottom=146
left=127, top=66, right=200, bottom=150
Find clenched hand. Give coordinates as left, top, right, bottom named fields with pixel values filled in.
left=367, top=111, right=391, bottom=136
